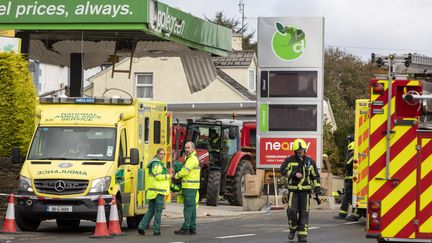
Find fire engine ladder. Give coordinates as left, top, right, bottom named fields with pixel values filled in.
left=371, top=53, right=432, bottom=180
left=111, top=39, right=138, bottom=79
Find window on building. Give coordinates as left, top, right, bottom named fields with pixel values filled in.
left=136, top=73, right=153, bottom=99
left=248, top=68, right=256, bottom=91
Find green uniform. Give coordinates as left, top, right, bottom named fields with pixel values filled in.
left=175, top=151, right=200, bottom=231
left=138, top=157, right=170, bottom=234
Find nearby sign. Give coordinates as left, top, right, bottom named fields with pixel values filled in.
left=259, top=137, right=317, bottom=166
left=257, top=17, right=324, bottom=169
left=258, top=17, right=324, bottom=68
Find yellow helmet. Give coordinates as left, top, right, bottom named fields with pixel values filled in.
left=292, top=139, right=307, bottom=151
left=347, top=142, right=355, bottom=151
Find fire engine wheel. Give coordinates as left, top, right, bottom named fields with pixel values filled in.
left=228, top=159, right=254, bottom=206
left=56, top=219, right=80, bottom=229
left=15, top=210, right=41, bottom=231
left=206, top=169, right=221, bottom=206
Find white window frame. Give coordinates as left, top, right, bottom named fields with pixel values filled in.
left=248, top=68, right=256, bottom=91
left=135, top=73, right=153, bottom=99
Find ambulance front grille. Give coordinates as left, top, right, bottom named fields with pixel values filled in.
left=34, top=179, right=89, bottom=195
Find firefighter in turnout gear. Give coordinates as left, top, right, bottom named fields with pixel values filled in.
left=280, top=139, right=321, bottom=242
left=174, top=141, right=200, bottom=235
left=334, top=142, right=355, bottom=220
left=137, top=148, right=171, bottom=236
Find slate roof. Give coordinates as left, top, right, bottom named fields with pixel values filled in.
left=216, top=68, right=256, bottom=100
left=212, top=50, right=255, bottom=67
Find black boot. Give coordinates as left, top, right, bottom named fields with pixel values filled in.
left=333, top=214, right=346, bottom=220
left=189, top=229, right=196, bottom=235
left=174, top=229, right=190, bottom=235
left=288, top=231, right=295, bottom=240
left=137, top=228, right=145, bottom=235
left=298, top=236, right=307, bottom=242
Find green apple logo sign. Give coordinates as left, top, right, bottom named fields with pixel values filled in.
left=272, top=22, right=306, bottom=61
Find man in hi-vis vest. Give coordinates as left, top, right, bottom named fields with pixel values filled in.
left=174, top=141, right=200, bottom=235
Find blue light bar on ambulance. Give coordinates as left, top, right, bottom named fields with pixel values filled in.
left=39, top=97, right=133, bottom=105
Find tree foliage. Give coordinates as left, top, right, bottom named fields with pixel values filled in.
left=324, top=48, right=382, bottom=174
left=205, top=11, right=256, bottom=51
left=0, top=53, right=36, bottom=157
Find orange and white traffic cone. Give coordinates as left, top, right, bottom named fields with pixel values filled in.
left=90, top=197, right=113, bottom=238
left=1, top=194, right=16, bottom=233
left=108, top=196, right=125, bottom=236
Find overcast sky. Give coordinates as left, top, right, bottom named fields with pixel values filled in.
left=162, top=0, right=432, bottom=60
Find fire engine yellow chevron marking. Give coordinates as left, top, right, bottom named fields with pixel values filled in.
left=420, top=214, right=432, bottom=233
left=407, top=80, right=420, bottom=86
left=420, top=185, right=432, bottom=211
left=357, top=174, right=368, bottom=193
left=369, top=97, right=395, bottom=136
left=370, top=138, right=416, bottom=198
left=381, top=170, right=416, bottom=216
left=409, top=233, right=415, bottom=239
left=369, top=121, right=410, bottom=169
left=382, top=201, right=415, bottom=237
left=421, top=151, right=432, bottom=179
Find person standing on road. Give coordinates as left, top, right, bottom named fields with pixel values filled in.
left=334, top=142, right=364, bottom=221
left=137, top=148, right=170, bottom=236
left=174, top=141, right=200, bottom=235
left=280, top=138, right=321, bottom=243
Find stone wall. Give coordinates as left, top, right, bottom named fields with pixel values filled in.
left=0, top=157, right=21, bottom=218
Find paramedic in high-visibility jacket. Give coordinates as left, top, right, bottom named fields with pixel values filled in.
left=280, top=138, right=321, bottom=243
left=137, top=148, right=170, bottom=236
left=174, top=141, right=200, bottom=235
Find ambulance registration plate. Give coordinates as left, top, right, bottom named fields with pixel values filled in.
left=46, top=205, right=73, bottom=212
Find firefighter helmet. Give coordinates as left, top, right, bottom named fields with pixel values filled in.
left=292, top=139, right=307, bottom=151
left=347, top=142, right=354, bottom=151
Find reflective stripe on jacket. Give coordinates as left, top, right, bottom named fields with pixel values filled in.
left=280, top=154, right=321, bottom=192
left=175, top=151, right=200, bottom=189
left=147, top=158, right=171, bottom=199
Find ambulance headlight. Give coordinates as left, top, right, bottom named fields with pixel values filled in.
left=18, top=176, right=34, bottom=192
left=90, top=177, right=111, bottom=193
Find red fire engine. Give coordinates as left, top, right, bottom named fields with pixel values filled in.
left=366, top=54, right=432, bottom=242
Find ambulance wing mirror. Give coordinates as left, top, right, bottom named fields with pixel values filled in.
left=130, top=148, right=139, bottom=165
left=11, top=146, right=22, bottom=164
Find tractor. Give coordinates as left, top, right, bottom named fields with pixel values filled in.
left=175, top=118, right=256, bottom=206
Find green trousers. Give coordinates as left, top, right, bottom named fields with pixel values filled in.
left=181, top=188, right=198, bottom=230
left=138, top=194, right=165, bottom=233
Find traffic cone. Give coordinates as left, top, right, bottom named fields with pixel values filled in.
left=1, top=194, right=16, bottom=233
left=90, top=197, right=113, bottom=238
left=108, top=196, right=125, bottom=236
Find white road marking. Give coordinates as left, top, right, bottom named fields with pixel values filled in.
left=283, top=226, right=320, bottom=232
left=216, top=234, right=256, bottom=239
left=343, top=221, right=362, bottom=225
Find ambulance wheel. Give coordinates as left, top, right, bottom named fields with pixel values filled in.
left=126, top=214, right=143, bottom=228
left=228, top=159, right=254, bottom=206
left=56, top=219, right=80, bottom=229
left=15, top=210, right=41, bottom=231
left=206, top=169, right=221, bottom=206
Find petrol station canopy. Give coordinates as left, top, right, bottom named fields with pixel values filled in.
left=0, top=0, right=232, bottom=93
